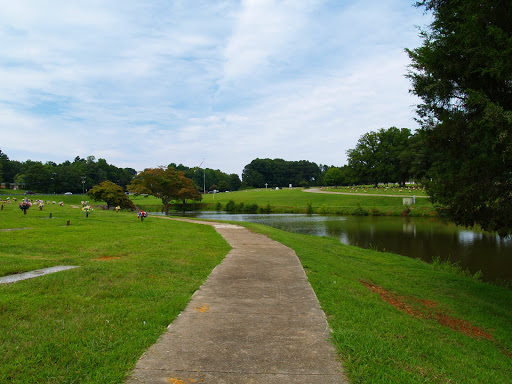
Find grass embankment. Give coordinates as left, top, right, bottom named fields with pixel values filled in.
left=243, top=222, right=512, bottom=383
left=0, top=197, right=230, bottom=383
left=327, top=185, right=429, bottom=196
left=132, top=188, right=435, bottom=217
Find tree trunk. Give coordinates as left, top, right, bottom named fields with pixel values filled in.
left=162, top=199, right=170, bottom=215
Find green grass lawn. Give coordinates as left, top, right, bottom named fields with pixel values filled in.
left=327, top=185, right=429, bottom=196
left=0, top=197, right=231, bottom=383
left=131, top=188, right=435, bottom=216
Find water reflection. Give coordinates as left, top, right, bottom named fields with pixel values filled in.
left=162, top=212, right=511, bottom=285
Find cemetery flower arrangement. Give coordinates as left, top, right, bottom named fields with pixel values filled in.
left=82, top=205, right=93, bottom=217
left=19, top=200, right=32, bottom=214
left=137, top=210, right=148, bottom=218
left=18, top=201, right=32, bottom=211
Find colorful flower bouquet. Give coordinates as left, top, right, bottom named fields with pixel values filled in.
left=137, top=210, right=148, bottom=221
left=82, top=205, right=93, bottom=217
left=19, top=200, right=32, bottom=214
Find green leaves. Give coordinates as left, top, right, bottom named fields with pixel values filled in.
left=127, top=167, right=201, bottom=214
left=87, top=181, right=135, bottom=210
left=407, top=0, right=512, bottom=236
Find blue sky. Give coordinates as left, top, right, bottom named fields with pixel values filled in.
left=0, top=0, right=430, bottom=175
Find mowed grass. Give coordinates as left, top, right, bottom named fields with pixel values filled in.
left=132, top=188, right=435, bottom=216
left=327, top=185, right=429, bottom=196
left=242, top=222, right=512, bottom=384
left=0, top=197, right=230, bottom=383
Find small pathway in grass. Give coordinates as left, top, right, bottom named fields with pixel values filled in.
left=303, top=187, right=429, bottom=198
left=127, top=217, right=347, bottom=384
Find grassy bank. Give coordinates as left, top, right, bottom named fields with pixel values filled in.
left=0, top=199, right=230, bottom=383
left=243, top=222, right=512, bottom=383
left=327, top=185, right=429, bottom=196
left=131, top=188, right=435, bottom=217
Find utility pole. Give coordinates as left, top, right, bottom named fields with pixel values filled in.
left=195, top=159, right=206, bottom=194
left=51, top=173, right=57, bottom=194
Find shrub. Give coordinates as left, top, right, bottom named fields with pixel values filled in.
left=261, top=203, right=272, bottom=214
left=318, top=204, right=329, bottom=215
left=225, top=200, right=236, bottom=212
left=353, top=204, right=369, bottom=216
left=306, top=200, right=314, bottom=214
left=244, top=203, right=259, bottom=214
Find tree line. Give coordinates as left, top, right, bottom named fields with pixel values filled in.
left=241, top=159, right=323, bottom=188
left=334, top=127, right=429, bottom=187
left=0, top=152, right=136, bottom=194
left=168, top=163, right=241, bottom=193
left=239, top=128, right=430, bottom=189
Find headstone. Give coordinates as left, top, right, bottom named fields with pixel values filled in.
left=403, top=197, right=414, bottom=206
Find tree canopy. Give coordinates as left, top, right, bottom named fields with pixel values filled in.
left=346, top=127, right=413, bottom=186
left=87, top=181, right=136, bottom=210
left=242, top=158, right=321, bottom=188
left=0, top=150, right=136, bottom=194
left=324, top=167, right=349, bottom=186
left=406, top=0, right=512, bottom=236
left=168, top=163, right=241, bottom=193
left=127, top=167, right=201, bottom=214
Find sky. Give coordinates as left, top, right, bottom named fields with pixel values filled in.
left=0, top=0, right=431, bottom=175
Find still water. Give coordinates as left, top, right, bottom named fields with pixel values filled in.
left=166, top=212, right=512, bottom=285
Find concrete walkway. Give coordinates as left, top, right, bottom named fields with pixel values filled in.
left=127, top=219, right=347, bottom=384
left=303, top=187, right=429, bottom=198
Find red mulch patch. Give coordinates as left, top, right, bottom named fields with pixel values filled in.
left=92, top=255, right=122, bottom=261
left=360, top=280, right=493, bottom=340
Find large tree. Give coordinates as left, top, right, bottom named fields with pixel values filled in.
left=324, top=167, right=349, bottom=186
left=127, top=167, right=201, bottom=214
left=406, top=0, right=512, bottom=236
left=347, top=127, right=412, bottom=186
left=87, top=181, right=136, bottom=210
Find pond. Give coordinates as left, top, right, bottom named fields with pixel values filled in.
left=163, top=212, right=512, bottom=286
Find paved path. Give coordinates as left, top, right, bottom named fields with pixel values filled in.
left=127, top=218, right=347, bottom=384
left=303, top=187, right=429, bottom=198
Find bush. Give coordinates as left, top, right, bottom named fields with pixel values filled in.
left=244, top=203, right=259, bottom=214
left=318, top=204, right=329, bottom=215
left=260, top=203, right=272, bottom=214
left=369, top=208, right=383, bottom=216
left=353, top=204, right=369, bottom=216
left=225, top=200, right=236, bottom=212
left=306, top=200, right=314, bottom=214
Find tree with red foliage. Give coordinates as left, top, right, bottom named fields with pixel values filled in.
left=127, top=167, right=202, bottom=215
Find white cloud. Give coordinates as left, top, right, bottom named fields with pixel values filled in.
left=0, top=0, right=429, bottom=175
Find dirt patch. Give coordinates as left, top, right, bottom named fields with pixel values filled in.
left=360, top=280, right=493, bottom=340
left=92, top=255, right=122, bottom=261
